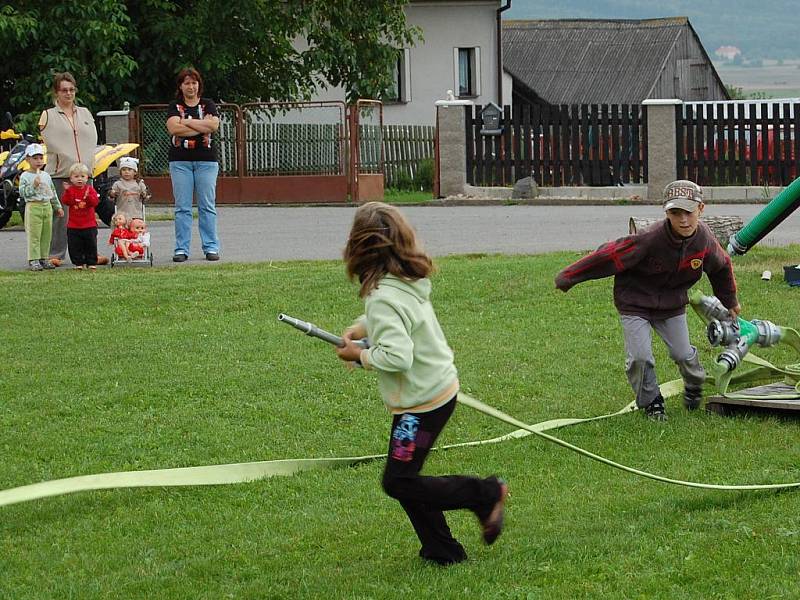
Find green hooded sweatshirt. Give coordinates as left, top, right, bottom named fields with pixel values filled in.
left=358, top=274, right=459, bottom=414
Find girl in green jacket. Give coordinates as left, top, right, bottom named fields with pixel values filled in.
left=336, top=202, right=507, bottom=566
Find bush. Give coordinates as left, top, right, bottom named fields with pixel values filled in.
left=390, top=167, right=415, bottom=191
left=413, top=159, right=433, bottom=192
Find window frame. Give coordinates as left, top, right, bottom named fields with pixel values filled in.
left=454, top=46, right=481, bottom=98
left=384, top=48, right=411, bottom=104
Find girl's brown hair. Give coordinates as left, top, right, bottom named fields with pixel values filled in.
left=175, top=67, right=204, bottom=100
left=344, top=202, right=433, bottom=297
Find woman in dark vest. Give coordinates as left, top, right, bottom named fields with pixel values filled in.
left=165, top=67, right=221, bottom=262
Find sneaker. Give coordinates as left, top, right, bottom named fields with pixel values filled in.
left=480, top=478, right=508, bottom=545
left=644, top=396, right=668, bottom=422
left=29, top=260, right=43, bottom=271
left=205, top=252, right=220, bottom=261
left=173, top=253, right=188, bottom=263
left=39, top=259, right=55, bottom=270
left=684, top=386, right=703, bottom=411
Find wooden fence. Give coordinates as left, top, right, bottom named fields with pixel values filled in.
left=676, top=102, right=800, bottom=186
left=383, top=124, right=435, bottom=187
left=466, top=103, right=648, bottom=187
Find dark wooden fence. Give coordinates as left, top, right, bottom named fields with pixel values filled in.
left=676, top=102, right=800, bottom=187
left=466, top=103, right=648, bottom=187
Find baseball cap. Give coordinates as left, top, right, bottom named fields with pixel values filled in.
left=663, top=180, right=703, bottom=212
left=25, top=143, right=45, bottom=157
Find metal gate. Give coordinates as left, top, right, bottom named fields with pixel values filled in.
left=132, top=100, right=383, bottom=204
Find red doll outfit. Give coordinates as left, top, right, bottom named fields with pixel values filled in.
left=109, top=227, right=133, bottom=257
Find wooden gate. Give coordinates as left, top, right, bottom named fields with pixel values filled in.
left=676, top=101, right=800, bottom=186
left=465, top=103, right=648, bottom=187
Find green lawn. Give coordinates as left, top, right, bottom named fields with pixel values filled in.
left=1, top=247, right=800, bottom=599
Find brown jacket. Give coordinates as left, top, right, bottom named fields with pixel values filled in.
left=555, top=220, right=738, bottom=320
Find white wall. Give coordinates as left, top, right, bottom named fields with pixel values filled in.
left=308, top=1, right=501, bottom=125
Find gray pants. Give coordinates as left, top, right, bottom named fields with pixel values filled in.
left=620, top=313, right=705, bottom=408
left=48, top=177, right=68, bottom=260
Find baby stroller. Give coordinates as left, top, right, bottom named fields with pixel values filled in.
left=109, top=206, right=154, bottom=267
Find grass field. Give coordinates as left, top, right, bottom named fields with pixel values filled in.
left=716, top=62, right=800, bottom=99
left=2, top=247, right=800, bottom=599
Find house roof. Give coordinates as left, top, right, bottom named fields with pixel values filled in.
left=503, top=17, right=722, bottom=105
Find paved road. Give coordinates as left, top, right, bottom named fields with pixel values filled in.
left=1, top=204, right=798, bottom=270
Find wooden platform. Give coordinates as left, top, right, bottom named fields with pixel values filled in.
left=706, top=382, right=800, bottom=417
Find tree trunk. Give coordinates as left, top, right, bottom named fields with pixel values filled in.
left=629, top=216, right=744, bottom=248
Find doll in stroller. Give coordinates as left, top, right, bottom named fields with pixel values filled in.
left=109, top=211, right=153, bottom=266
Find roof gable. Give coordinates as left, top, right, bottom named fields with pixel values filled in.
left=503, top=18, right=691, bottom=104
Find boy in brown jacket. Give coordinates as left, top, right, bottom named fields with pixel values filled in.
left=555, top=180, right=741, bottom=421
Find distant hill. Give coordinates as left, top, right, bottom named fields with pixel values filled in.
left=505, top=0, right=799, bottom=61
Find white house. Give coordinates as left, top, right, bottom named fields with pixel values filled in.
left=308, top=0, right=510, bottom=125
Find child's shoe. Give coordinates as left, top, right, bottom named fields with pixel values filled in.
left=683, top=386, right=703, bottom=411
left=29, top=260, right=43, bottom=271
left=40, top=259, right=55, bottom=270
left=644, top=395, right=668, bottom=421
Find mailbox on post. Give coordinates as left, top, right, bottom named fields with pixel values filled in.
left=480, top=102, right=503, bottom=136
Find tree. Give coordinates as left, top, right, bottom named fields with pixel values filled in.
left=0, top=0, right=419, bottom=127
left=0, top=1, right=135, bottom=130
left=725, top=84, right=747, bottom=100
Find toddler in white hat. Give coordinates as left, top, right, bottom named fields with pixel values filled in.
left=109, top=156, right=150, bottom=219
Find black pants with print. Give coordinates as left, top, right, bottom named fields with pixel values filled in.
left=67, top=227, right=98, bottom=267
left=382, top=396, right=503, bottom=565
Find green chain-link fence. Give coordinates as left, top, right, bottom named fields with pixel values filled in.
left=137, top=105, right=239, bottom=177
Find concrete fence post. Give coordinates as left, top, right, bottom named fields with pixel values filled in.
left=642, top=99, right=682, bottom=201
left=434, top=99, right=472, bottom=197
left=96, top=103, right=132, bottom=145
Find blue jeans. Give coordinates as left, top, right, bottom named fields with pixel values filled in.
left=169, top=161, right=220, bottom=256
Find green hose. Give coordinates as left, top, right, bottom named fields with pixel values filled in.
left=728, top=175, right=800, bottom=255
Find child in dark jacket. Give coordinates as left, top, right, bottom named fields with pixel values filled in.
left=335, top=202, right=507, bottom=566
left=555, top=180, right=741, bottom=421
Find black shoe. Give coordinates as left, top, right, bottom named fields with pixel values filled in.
left=480, top=478, right=508, bottom=545
left=205, top=252, right=220, bottom=261
left=644, top=396, right=668, bottom=422
left=684, top=386, right=703, bottom=411
left=172, top=253, right=188, bottom=263
left=419, top=546, right=467, bottom=566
